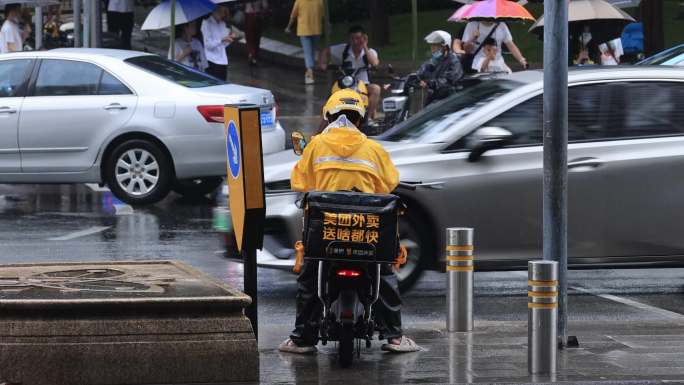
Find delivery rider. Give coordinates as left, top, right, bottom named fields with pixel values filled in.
left=278, top=89, right=421, bottom=354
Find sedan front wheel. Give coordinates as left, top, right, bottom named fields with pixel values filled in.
left=106, top=139, right=172, bottom=205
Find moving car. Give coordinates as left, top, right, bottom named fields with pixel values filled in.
left=219, top=66, right=684, bottom=291
left=637, top=43, right=684, bottom=66
left=0, top=49, right=285, bottom=205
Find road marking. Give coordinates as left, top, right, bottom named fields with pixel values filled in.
left=85, top=183, right=110, bottom=192
left=114, top=204, right=134, bottom=215
left=48, top=226, right=111, bottom=241
left=572, top=286, right=684, bottom=321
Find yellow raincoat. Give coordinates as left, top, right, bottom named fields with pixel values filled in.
left=291, top=117, right=398, bottom=194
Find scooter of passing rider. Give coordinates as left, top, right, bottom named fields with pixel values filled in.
left=278, top=89, right=421, bottom=355
left=417, top=30, right=464, bottom=106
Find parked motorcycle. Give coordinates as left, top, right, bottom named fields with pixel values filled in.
left=381, top=71, right=420, bottom=130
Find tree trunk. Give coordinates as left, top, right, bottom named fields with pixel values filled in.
left=639, top=0, right=664, bottom=57
left=368, top=0, right=390, bottom=46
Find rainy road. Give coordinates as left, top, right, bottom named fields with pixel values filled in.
left=2, top=181, right=684, bottom=325
left=3, top=60, right=684, bottom=383
left=3, top=183, right=684, bottom=383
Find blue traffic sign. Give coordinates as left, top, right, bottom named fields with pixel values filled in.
left=227, top=120, right=241, bottom=179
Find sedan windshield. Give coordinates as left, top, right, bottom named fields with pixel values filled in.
left=379, top=80, right=521, bottom=143
left=125, top=55, right=224, bottom=88
left=638, top=44, right=684, bottom=65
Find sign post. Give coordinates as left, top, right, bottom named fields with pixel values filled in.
left=224, top=105, right=266, bottom=339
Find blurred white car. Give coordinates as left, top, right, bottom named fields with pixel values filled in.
left=0, top=48, right=285, bottom=205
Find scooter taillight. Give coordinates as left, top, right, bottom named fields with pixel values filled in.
left=336, top=269, right=361, bottom=278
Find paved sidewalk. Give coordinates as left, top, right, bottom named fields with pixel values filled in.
left=253, top=319, right=684, bottom=384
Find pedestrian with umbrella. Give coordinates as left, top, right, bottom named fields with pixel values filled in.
left=528, top=0, right=635, bottom=65
left=449, top=0, right=533, bottom=73
left=142, top=0, right=221, bottom=74
left=172, top=20, right=208, bottom=72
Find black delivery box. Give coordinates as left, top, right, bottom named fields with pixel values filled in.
left=303, top=191, right=402, bottom=263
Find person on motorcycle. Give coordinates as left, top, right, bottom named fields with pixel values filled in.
left=417, top=30, right=464, bottom=106
left=318, top=25, right=382, bottom=125
left=278, top=89, right=421, bottom=354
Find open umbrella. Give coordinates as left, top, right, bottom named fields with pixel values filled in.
left=142, top=0, right=216, bottom=60
left=141, top=0, right=216, bottom=30
left=448, top=0, right=535, bottom=22
left=529, top=0, right=635, bottom=43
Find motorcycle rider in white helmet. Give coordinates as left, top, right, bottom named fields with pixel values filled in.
left=418, top=30, right=464, bottom=106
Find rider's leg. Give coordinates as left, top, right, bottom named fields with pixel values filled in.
left=367, top=83, right=382, bottom=121
left=289, top=260, right=322, bottom=347
left=373, top=264, right=403, bottom=341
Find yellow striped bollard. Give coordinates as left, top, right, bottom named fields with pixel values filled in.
left=528, top=260, right=558, bottom=375
left=446, top=227, right=474, bottom=332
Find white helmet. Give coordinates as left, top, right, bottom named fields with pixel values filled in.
left=425, top=30, right=452, bottom=49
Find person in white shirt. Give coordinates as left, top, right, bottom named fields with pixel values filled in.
left=1, top=4, right=26, bottom=54
left=318, top=25, right=381, bottom=122
left=171, top=21, right=208, bottom=72
left=461, top=21, right=527, bottom=72
left=201, top=5, right=236, bottom=80
left=474, top=38, right=512, bottom=74
left=107, top=0, right=135, bottom=49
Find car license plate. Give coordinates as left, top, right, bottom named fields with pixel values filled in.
left=260, top=111, right=274, bottom=128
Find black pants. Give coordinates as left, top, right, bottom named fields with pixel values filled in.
left=108, top=11, right=134, bottom=50
left=290, top=260, right=403, bottom=346
left=207, top=61, right=227, bottom=81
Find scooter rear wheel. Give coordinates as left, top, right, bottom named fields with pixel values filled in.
left=339, top=325, right=354, bottom=368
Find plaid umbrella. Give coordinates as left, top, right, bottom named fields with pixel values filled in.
left=448, top=0, right=535, bottom=22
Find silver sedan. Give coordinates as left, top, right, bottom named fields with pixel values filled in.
left=229, top=66, right=684, bottom=291
left=0, top=48, right=285, bottom=205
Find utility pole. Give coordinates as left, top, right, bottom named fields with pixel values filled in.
left=543, top=0, right=569, bottom=347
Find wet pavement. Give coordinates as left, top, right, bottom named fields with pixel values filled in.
left=3, top=40, right=684, bottom=384
left=3, top=184, right=684, bottom=383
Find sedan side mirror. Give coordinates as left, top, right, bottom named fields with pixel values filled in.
left=467, top=126, right=514, bottom=162
left=291, top=131, right=307, bottom=156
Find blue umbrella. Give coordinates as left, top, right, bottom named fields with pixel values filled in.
left=141, top=0, right=216, bottom=30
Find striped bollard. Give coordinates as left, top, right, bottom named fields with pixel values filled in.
left=446, top=227, right=474, bottom=332
left=528, top=260, right=558, bottom=375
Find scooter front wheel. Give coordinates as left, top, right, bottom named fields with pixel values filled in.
left=339, top=325, right=354, bottom=368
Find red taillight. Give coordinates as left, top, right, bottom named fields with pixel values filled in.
left=337, top=269, right=361, bottom=277
left=197, top=105, right=225, bottom=123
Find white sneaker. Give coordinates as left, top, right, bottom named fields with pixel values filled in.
left=278, top=338, right=318, bottom=354
left=381, top=336, right=422, bottom=353
left=304, top=71, right=315, bottom=85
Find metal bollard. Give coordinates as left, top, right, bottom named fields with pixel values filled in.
left=446, top=228, right=474, bottom=332
left=528, top=260, right=558, bottom=375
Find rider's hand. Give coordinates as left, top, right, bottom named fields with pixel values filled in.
left=520, top=58, right=529, bottom=69
left=362, top=33, right=369, bottom=50
left=419, top=80, right=428, bottom=89
left=383, top=84, right=391, bottom=91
